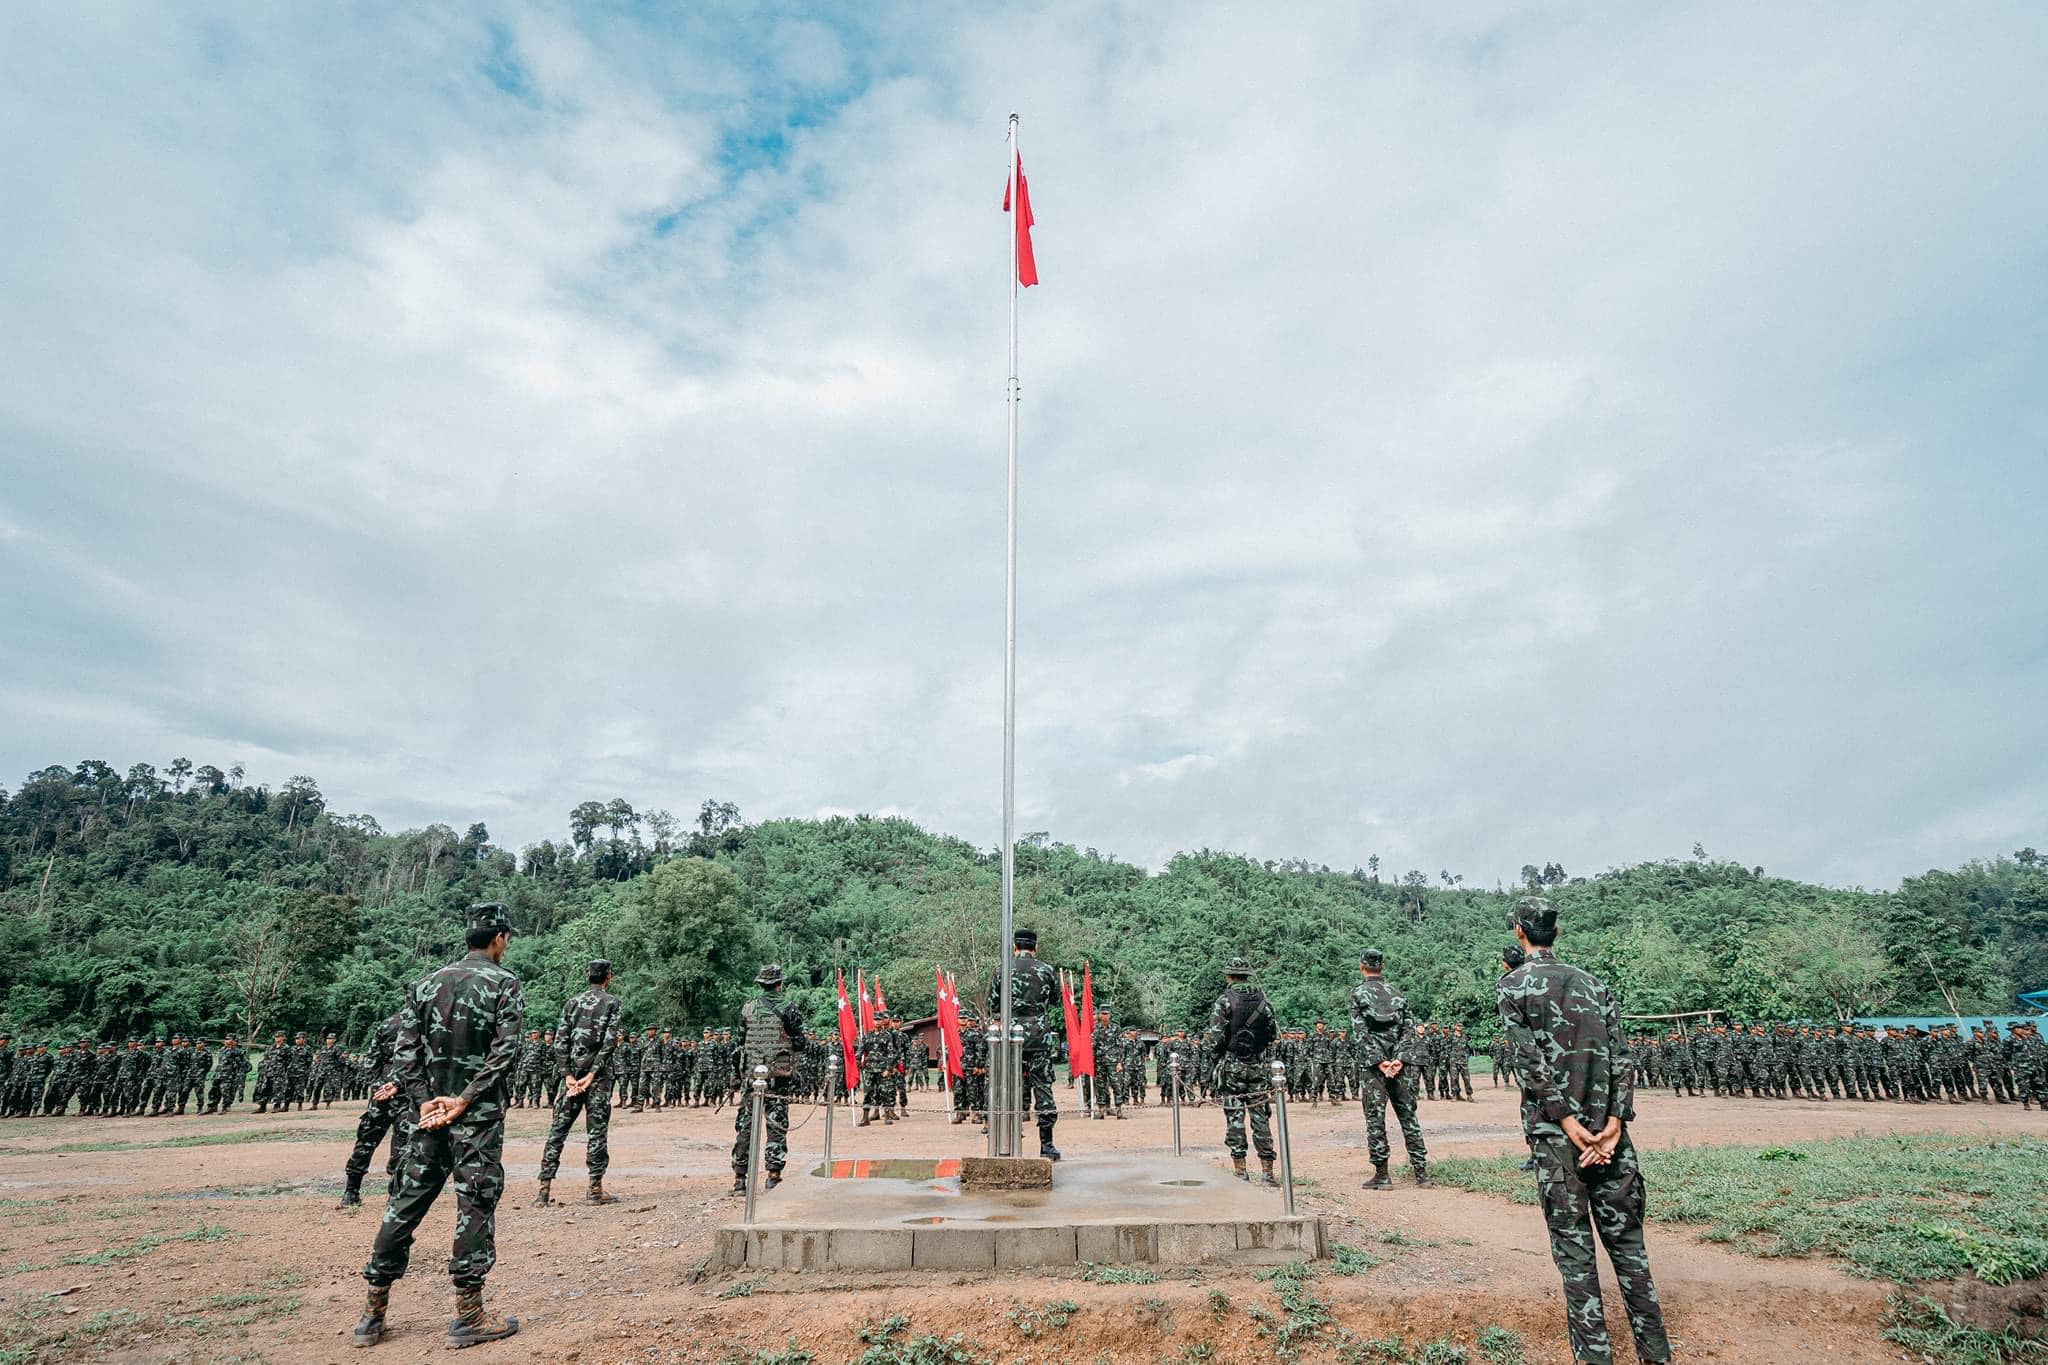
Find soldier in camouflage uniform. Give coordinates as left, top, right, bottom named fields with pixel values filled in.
left=730, top=963, right=806, bottom=1193
left=2012, top=1021, right=2046, bottom=1109
left=1204, top=957, right=1278, bottom=1183
left=340, top=1011, right=414, bottom=1209
left=1498, top=897, right=1670, bottom=1365
left=536, top=960, right=624, bottom=1207
left=1087, top=1009, right=1120, bottom=1118
left=958, top=1008, right=989, bottom=1124
left=1351, top=948, right=1429, bottom=1187
left=355, top=903, right=523, bottom=1349
left=209, top=1035, right=251, bottom=1113
left=182, top=1038, right=213, bottom=1114
left=987, top=927, right=1064, bottom=1160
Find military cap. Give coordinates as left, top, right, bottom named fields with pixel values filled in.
left=1013, top=928, right=1038, bottom=949
left=754, top=963, right=785, bottom=987
left=1511, top=895, right=1557, bottom=937
left=588, top=959, right=612, bottom=978
left=468, top=901, right=514, bottom=935
left=1223, top=955, right=1252, bottom=976
left=1359, top=948, right=1385, bottom=968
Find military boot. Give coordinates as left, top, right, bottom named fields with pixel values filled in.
left=1232, top=1156, right=1248, bottom=1181
left=1363, top=1162, right=1391, bottom=1190
left=729, top=1171, right=747, bottom=1196
left=1259, top=1158, right=1279, bottom=1187
left=352, top=1284, right=389, bottom=1347
left=531, top=1180, right=552, bottom=1208
left=339, top=1174, right=363, bottom=1209
left=1038, top=1121, right=1061, bottom=1162
left=586, top=1179, right=618, bottom=1205
left=765, top=1170, right=783, bottom=1191
left=1412, top=1161, right=1433, bottom=1188
left=949, top=1110, right=965, bottom=1124
left=445, top=1285, right=517, bottom=1348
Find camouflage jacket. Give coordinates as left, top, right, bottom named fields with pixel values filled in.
left=1495, top=948, right=1633, bottom=1139
left=987, top=952, right=1063, bottom=1038
left=392, top=949, right=525, bottom=1109
left=553, top=987, right=623, bottom=1080
left=364, top=1012, right=404, bottom=1088
left=1347, top=979, right=1420, bottom=1067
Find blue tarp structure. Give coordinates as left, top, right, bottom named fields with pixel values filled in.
left=1852, top=1014, right=2043, bottom=1032
left=2018, top=989, right=2048, bottom=1013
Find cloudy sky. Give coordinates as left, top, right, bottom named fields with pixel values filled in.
left=4, top=4, right=2043, bottom=890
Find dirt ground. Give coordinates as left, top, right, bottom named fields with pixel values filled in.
left=2, top=1077, right=2039, bottom=1364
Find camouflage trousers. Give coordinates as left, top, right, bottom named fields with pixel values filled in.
left=539, top=1080, right=611, bottom=1181
left=345, top=1094, right=415, bottom=1191
left=1532, top=1132, right=1670, bottom=1365
left=363, top=1109, right=505, bottom=1288
left=1022, top=1041, right=1059, bottom=1135
left=206, top=1073, right=241, bottom=1111
left=1215, top=1058, right=1274, bottom=1161
left=1359, top=1065, right=1426, bottom=1166
left=731, top=1076, right=792, bottom=1176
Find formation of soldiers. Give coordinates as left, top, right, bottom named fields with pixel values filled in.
left=1, top=1034, right=260, bottom=1116
left=1605, top=1019, right=2048, bottom=1107
left=1071, top=1015, right=1478, bottom=1116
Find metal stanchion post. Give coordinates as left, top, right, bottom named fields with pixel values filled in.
left=985, top=1022, right=1002, bottom=1158
left=823, top=1052, right=839, bottom=1171
left=1169, top=1053, right=1183, bottom=1157
left=1008, top=1022, right=1026, bottom=1156
left=1270, top=1059, right=1295, bottom=1215
left=743, top=1064, right=768, bottom=1225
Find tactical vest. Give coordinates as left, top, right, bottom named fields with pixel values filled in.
left=741, top=996, right=796, bottom=1079
left=1220, top=986, right=1275, bottom=1061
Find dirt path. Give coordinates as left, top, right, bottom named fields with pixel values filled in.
left=1, top=1083, right=2033, bottom=1362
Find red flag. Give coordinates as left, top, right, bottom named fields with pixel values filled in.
left=936, top=967, right=964, bottom=1080
left=858, top=970, right=875, bottom=1034
left=1080, top=961, right=1097, bottom=1040
left=836, top=968, right=861, bottom=1089
left=1003, top=152, right=1039, bottom=288
left=1062, top=970, right=1092, bottom=1078
left=874, top=977, right=890, bottom=1017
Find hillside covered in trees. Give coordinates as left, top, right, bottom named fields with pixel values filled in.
left=1, top=759, right=2042, bottom=1045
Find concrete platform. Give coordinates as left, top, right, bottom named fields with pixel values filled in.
left=712, top=1153, right=1325, bottom=1273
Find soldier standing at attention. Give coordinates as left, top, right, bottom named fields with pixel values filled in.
left=340, top=1010, right=412, bottom=1209
left=1498, top=897, right=1670, bottom=1365
left=986, top=928, right=1064, bottom=1160
left=354, top=903, right=524, bottom=1350
left=730, top=964, right=806, bottom=1194
left=1351, top=948, right=1429, bottom=1189
left=535, top=960, right=624, bottom=1207
left=1204, top=957, right=1279, bottom=1183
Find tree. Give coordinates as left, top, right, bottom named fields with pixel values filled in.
left=568, top=802, right=604, bottom=853
left=1766, top=908, right=1897, bottom=1021
left=604, top=798, right=638, bottom=844
left=227, top=892, right=323, bottom=1041
left=168, top=757, right=192, bottom=793
left=619, top=857, right=758, bottom=1026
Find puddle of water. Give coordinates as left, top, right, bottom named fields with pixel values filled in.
left=811, top=1159, right=963, bottom=1181
left=902, top=1216, right=947, bottom=1224
left=1160, top=1179, right=1205, bottom=1187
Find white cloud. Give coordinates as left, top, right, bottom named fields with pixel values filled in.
left=1, top=2, right=2043, bottom=886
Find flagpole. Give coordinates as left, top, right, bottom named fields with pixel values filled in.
left=998, top=111, right=1021, bottom=1157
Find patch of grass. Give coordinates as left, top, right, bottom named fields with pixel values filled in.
left=1328, top=1242, right=1382, bottom=1276
left=1205, top=1288, right=1233, bottom=1318
left=1431, top=1134, right=2048, bottom=1283
left=1077, top=1262, right=1159, bottom=1285
left=1475, top=1325, right=1526, bottom=1365
left=1336, top=1335, right=1471, bottom=1365
left=851, top=1315, right=992, bottom=1365
left=1881, top=1294, right=2048, bottom=1364
left=716, top=1276, right=765, bottom=1300
left=1253, top=1261, right=1332, bottom=1361
left=164, top=1289, right=303, bottom=1328
left=1175, top=1344, right=1216, bottom=1364
left=7, top=1223, right=231, bottom=1276
left=1005, top=1299, right=1078, bottom=1339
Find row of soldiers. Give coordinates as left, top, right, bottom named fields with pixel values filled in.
left=0, top=1030, right=409, bottom=1118
left=1, top=1035, right=255, bottom=1117
left=1071, top=1016, right=1477, bottom=1115
left=1611, top=1019, right=2048, bottom=1107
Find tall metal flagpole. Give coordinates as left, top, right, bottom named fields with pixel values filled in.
left=997, top=112, right=1021, bottom=1157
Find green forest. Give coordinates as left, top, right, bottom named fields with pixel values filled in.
left=1, top=759, right=2042, bottom=1046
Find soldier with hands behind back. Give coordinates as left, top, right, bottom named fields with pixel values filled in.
left=535, top=960, right=624, bottom=1207
left=1351, top=948, right=1430, bottom=1189
left=1498, top=897, right=1670, bottom=1365
left=1203, top=957, right=1279, bottom=1185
